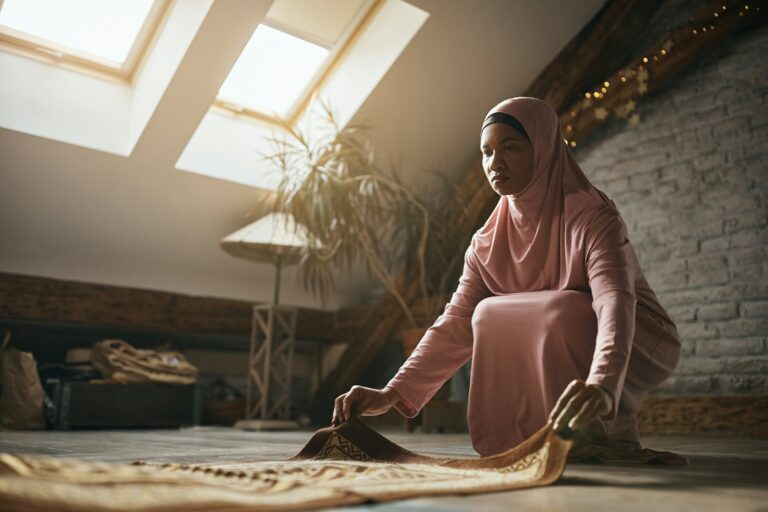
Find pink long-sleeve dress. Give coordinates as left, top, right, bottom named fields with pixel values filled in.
left=385, top=97, right=682, bottom=457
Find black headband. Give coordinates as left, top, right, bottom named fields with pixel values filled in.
left=481, top=112, right=529, bottom=140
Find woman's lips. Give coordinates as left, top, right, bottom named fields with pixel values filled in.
left=491, top=175, right=509, bottom=184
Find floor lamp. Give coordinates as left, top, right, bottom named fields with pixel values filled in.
left=220, top=212, right=311, bottom=431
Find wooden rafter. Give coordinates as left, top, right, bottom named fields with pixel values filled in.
left=560, top=0, right=767, bottom=147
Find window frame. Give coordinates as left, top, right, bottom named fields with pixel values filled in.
left=0, top=0, right=171, bottom=83
left=213, top=0, right=381, bottom=126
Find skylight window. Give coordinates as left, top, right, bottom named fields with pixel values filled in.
left=0, top=0, right=165, bottom=76
left=218, top=24, right=329, bottom=118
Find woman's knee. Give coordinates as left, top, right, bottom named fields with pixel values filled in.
left=542, top=290, right=594, bottom=324
left=470, top=290, right=596, bottom=346
left=471, top=295, right=501, bottom=335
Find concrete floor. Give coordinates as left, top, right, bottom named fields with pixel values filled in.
left=1, top=427, right=767, bottom=511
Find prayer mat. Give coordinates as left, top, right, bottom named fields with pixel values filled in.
left=0, top=416, right=572, bottom=512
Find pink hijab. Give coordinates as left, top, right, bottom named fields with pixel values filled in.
left=472, top=97, right=622, bottom=292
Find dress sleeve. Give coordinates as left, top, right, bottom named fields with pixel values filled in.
left=583, top=210, right=637, bottom=422
left=385, top=244, right=493, bottom=418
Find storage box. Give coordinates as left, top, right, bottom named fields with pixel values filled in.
left=46, top=380, right=201, bottom=429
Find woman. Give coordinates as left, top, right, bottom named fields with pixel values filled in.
left=332, top=97, right=683, bottom=462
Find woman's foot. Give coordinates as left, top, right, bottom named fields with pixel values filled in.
left=566, top=434, right=688, bottom=465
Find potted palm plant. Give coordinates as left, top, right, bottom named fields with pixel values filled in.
left=258, top=100, right=474, bottom=340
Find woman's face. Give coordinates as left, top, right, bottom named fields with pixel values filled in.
left=480, top=122, right=534, bottom=195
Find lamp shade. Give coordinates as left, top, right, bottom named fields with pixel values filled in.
left=220, top=212, right=314, bottom=266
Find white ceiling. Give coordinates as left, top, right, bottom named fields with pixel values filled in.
left=0, top=0, right=605, bottom=310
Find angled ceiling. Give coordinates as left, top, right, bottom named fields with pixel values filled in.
left=0, top=0, right=606, bottom=310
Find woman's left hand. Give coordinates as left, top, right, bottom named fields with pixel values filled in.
left=548, top=379, right=613, bottom=435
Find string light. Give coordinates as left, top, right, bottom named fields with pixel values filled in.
left=563, top=1, right=755, bottom=149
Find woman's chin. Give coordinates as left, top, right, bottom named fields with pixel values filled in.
left=493, top=182, right=521, bottom=195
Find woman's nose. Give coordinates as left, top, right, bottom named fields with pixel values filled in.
left=489, top=151, right=505, bottom=172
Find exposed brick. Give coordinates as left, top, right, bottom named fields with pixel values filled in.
left=728, top=246, right=766, bottom=268
left=730, top=138, right=768, bottom=160
left=715, top=84, right=759, bottom=115
left=676, top=321, right=719, bottom=340
left=655, top=181, right=678, bottom=196
left=679, top=339, right=696, bottom=356
left=731, top=227, right=768, bottom=248
left=713, top=116, right=752, bottom=145
left=685, top=254, right=728, bottom=272
left=659, top=161, right=695, bottom=182
left=714, top=374, right=767, bottom=393
left=571, top=23, right=768, bottom=395
left=671, top=238, right=699, bottom=258
left=696, top=337, right=764, bottom=356
left=629, top=170, right=660, bottom=191
left=646, top=270, right=688, bottom=292
left=710, top=317, right=768, bottom=337
left=666, top=304, right=697, bottom=322
left=740, top=300, right=768, bottom=318
left=700, top=236, right=730, bottom=252
left=720, top=357, right=768, bottom=374
left=611, top=153, right=669, bottom=177
left=696, top=302, right=737, bottom=320
left=730, top=265, right=767, bottom=285
left=702, top=184, right=758, bottom=211
left=659, top=284, right=768, bottom=306
left=676, top=356, right=768, bottom=375
left=677, top=107, right=729, bottom=131
left=653, top=376, right=715, bottom=394
left=689, top=268, right=730, bottom=287
left=724, top=208, right=768, bottom=233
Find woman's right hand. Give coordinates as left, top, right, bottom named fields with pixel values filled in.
left=332, top=385, right=402, bottom=425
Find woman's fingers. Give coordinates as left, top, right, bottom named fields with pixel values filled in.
left=553, top=385, right=611, bottom=433
left=553, top=394, right=587, bottom=433
left=569, top=396, right=602, bottom=430
left=332, top=386, right=393, bottom=425
left=341, top=393, right=351, bottom=423
left=332, top=394, right=345, bottom=425
left=553, top=384, right=594, bottom=433
left=549, top=379, right=584, bottom=425
left=342, top=386, right=362, bottom=422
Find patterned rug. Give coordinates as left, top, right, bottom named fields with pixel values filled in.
left=0, top=417, right=572, bottom=511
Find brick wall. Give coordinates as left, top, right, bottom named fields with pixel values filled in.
left=573, top=21, right=768, bottom=395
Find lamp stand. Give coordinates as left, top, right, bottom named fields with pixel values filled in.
left=235, top=255, right=300, bottom=431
